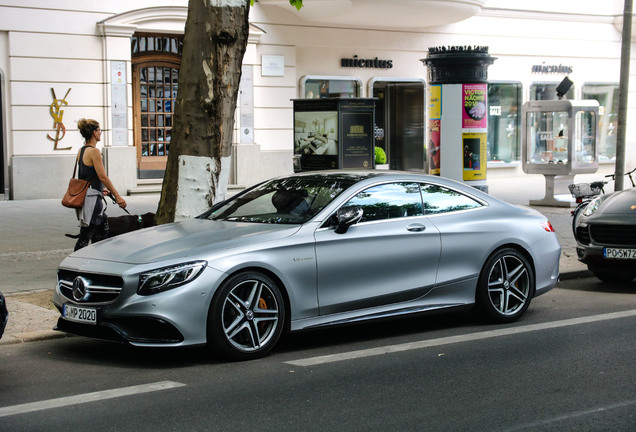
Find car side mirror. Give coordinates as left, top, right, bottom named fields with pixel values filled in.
left=335, top=206, right=363, bottom=234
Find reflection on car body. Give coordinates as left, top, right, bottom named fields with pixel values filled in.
left=53, top=171, right=561, bottom=360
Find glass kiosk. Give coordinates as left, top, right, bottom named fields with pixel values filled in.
left=521, top=99, right=599, bottom=206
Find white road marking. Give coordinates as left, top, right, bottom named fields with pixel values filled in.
left=0, top=381, right=186, bottom=418
left=507, top=398, right=636, bottom=430
left=286, top=309, right=636, bottom=367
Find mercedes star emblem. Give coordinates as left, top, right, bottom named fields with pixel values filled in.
left=72, top=276, right=90, bottom=301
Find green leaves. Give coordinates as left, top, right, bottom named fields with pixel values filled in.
left=289, top=0, right=304, bottom=10
left=250, top=0, right=303, bottom=11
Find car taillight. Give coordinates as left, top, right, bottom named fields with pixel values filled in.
left=541, top=221, right=555, bottom=232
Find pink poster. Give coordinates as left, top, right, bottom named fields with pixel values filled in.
left=428, top=119, right=440, bottom=175
left=462, top=84, right=487, bottom=129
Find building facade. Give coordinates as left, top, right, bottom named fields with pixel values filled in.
left=0, top=0, right=633, bottom=200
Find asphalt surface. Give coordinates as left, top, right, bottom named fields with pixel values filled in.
left=0, top=174, right=593, bottom=345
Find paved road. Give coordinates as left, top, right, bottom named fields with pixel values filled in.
left=0, top=276, right=634, bottom=431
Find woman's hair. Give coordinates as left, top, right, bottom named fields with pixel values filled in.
left=77, top=118, right=100, bottom=141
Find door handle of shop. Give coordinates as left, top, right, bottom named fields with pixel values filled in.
left=406, top=223, right=426, bottom=232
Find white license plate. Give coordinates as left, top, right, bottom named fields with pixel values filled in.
left=603, top=248, right=636, bottom=259
left=63, top=304, right=97, bottom=325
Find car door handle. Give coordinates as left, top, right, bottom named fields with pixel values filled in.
left=406, top=223, right=426, bottom=232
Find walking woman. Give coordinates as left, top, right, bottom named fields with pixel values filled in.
left=73, top=119, right=127, bottom=251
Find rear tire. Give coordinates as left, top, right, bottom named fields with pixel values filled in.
left=207, top=271, right=285, bottom=361
left=476, top=248, right=534, bottom=323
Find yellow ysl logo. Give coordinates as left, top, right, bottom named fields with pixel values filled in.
left=47, top=88, right=72, bottom=150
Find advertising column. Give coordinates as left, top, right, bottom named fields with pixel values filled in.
left=421, top=46, right=495, bottom=191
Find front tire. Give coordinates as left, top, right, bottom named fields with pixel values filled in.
left=208, top=271, right=285, bottom=361
left=476, top=248, right=534, bottom=323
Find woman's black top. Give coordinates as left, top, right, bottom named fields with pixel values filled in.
left=78, top=145, right=104, bottom=191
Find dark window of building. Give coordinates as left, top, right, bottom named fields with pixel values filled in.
left=487, top=82, right=522, bottom=164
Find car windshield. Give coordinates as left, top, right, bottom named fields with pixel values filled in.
left=207, top=176, right=356, bottom=224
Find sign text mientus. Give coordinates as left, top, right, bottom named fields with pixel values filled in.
left=341, top=55, right=393, bottom=69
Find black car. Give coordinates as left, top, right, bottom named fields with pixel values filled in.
left=0, top=291, right=8, bottom=339
left=573, top=187, right=636, bottom=282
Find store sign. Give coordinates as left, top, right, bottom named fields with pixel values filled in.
left=341, top=55, right=393, bottom=69
left=47, top=88, right=71, bottom=150
left=532, top=63, right=573, bottom=74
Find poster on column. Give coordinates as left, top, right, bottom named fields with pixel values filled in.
left=428, top=85, right=441, bottom=175
left=428, top=119, right=441, bottom=175
left=462, top=132, right=487, bottom=180
left=462, top=84, right=487, bottom=129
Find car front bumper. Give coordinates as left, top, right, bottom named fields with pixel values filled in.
left=53, top=258, right=227, bottom=347
left=576, top=244, right=636, bottom=274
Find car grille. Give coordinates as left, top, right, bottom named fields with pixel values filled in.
left=589, top=224, right=636, bottom=247
left=57, top=270, right=124, bottom=304
left=575, top=226, right=591, bottom=245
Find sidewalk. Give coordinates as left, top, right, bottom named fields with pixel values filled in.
left=0, top=176, right=591, bottom=346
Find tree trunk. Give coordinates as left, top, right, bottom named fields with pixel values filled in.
left=156, top=0, right=250, bottom=224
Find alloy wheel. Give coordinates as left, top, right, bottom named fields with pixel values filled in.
left=486, top=254, right=531, bottom=317
left=221, top=278, right=281, bottom=353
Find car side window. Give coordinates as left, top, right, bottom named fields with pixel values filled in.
left=345, top=182, right=424, bottom=223
left=420, top=184, right=482, bottom=214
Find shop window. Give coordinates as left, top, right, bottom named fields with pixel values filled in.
left=300, top=76, right=362, bottom=98
left=137, top=65, right=178, bottom=157
left=582, top=83, right=618, bottom=162
left=525, top=110, right=570, bottom=165
left=487, top=82, right=522, bottom=164
left=530, top=82, right=575, bottom=101
left=132, top=35, right=183, bottom=56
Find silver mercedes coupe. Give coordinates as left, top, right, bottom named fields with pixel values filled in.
left=53, top=171, right=561, bottom=360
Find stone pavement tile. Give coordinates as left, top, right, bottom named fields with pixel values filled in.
left=0, top=296, right=65, bottom=346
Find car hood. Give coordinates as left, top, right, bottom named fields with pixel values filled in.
left=69, top=219, right=300, bottom=264
left=597, top=188, right=636, bottom=215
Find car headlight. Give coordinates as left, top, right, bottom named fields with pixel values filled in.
left=138, top=261, right=207, bottom=295
left=583, top=196, right=604, bottom=217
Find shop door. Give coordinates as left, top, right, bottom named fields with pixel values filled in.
left=373, top=82, right=425, bottom=171
left=133, top=62, right=180, bottom=179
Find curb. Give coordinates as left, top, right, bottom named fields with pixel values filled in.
left=558, top=269, right=593, bottom=281
left=0, top=330, right=72, bottom=346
